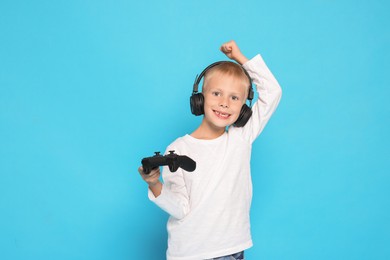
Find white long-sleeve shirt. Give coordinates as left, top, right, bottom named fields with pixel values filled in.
left=149, top=54, right=282, bottom=260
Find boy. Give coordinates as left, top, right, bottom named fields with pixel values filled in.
left=138, top=40, right=282, bottom=260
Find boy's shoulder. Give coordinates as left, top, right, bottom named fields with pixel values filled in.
left=165, top=134, right=190, bottom=153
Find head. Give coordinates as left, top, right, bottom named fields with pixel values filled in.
left=202, top=62, right=251, bottom=99
left=200, top=62, right=252, bottom=129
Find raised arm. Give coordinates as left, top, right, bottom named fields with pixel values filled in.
left=221, top=40, right=282, bottom=143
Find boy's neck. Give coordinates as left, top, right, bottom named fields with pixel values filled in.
left=190, top=120, right=226, bottom=140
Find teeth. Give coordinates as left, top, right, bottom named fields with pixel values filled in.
left=215, top=111, right=229, bottom=118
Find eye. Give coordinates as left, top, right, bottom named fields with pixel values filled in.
left=232, top=96, right=240, bottom=101
left=212, top=91, right=221, bottom=96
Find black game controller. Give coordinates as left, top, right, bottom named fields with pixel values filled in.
left=141, top=150, right=196, bottom=174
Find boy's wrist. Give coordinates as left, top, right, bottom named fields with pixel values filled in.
left=149, top=181, right=163, bottom=197
left=148, top=180, right=161, bottom=187
left=235, top=54, right=249, bottom=65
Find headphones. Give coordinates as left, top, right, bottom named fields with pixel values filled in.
left=190, top=61, right=254, bottom=127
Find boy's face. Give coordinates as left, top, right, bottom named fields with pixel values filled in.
left=202, top=72, right=248, bottom=129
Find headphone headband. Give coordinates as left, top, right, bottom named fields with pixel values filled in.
left=192, top=61, right=254, bottom=103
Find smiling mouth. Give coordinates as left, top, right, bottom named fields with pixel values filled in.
left=213, top=110, right=231, bottom=119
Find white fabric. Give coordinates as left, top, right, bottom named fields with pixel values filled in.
left=148, top=54, right=282, bottom=260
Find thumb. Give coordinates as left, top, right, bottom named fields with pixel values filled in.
left=220, top=44, right=232, bottom=54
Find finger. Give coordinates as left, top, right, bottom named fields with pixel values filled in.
left=145, top=173, right=160, bottom=184
left=139, top=166, right=153, bottom=178
left=147, top=168, right=160, bottom=177
left=221, top=45, right=230, bottom=54
left=146, top=170, right=157, bottom=177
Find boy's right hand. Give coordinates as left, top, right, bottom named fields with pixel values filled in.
left=138, top=166, right=162, bottom=197
left=138, top=166, right=161, bottom=186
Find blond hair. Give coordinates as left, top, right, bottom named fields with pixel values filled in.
left=202, top=62, right=250, bottom=95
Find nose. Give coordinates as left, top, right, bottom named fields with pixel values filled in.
left=219, top=96, right=229, bottom=108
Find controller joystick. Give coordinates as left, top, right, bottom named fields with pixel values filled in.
left=141, top=150, right=196, bottom=174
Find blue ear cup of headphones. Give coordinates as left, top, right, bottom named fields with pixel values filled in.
left=190, top=61, right=254, bottom=127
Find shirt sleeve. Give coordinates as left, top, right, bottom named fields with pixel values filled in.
left=147, top=146, right=190, bottom=220
left=231, top=54, right=282, bottom=143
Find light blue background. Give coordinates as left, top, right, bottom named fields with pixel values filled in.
left=1, top=0, right=389, bottom=259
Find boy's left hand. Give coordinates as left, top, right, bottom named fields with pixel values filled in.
left=220, top=40, right=249, bottom=65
